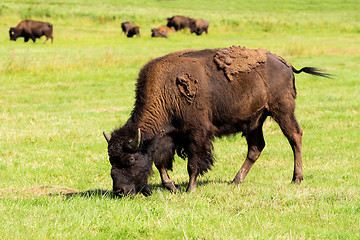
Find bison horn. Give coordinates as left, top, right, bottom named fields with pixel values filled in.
left=103, top=131, right=111, bottom=143
left=128, top=128, right=141, bottom=151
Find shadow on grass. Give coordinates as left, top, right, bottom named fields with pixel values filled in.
left=52, top=179, right=229, bottom=199
left=51, top=189, right=119, bottom=199
left=151, top=179, right=230, bottom=192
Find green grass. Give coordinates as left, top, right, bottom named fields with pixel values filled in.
left=0, top=0, right=359, bottom=239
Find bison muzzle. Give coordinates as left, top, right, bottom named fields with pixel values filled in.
left=104, top=46, right=331, bottom=196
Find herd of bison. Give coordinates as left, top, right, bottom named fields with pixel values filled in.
left=8, top=15, right=209, bottom=43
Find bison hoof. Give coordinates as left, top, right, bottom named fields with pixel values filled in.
left=231, top=176, right=245, bottom=185
left=163, top=181, right=178, bottom=193
left=140, top=185, right=153, bottom=196
left=291, top=178, right=303, bottom=184
left=231, top=179, right=244, bottom=185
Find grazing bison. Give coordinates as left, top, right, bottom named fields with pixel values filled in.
left=190, top=18, right=209, bottom=35
left=166, top=15, right=192, bottom=31
left=9, top=19, right=53, bottom=44
left=104, top=46, right=331, bottom=196
left=151, top=28, right=168, bottom=38
left=126, top=26, right=140, bottom=38
left=121, top=21, right=134, bottom=35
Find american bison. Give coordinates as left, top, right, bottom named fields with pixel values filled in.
left=151, top=28, right=167, bottom=38
left=121, top=21, right=140, bottom=37
left=189, top=18, right=209, bottom=35
left=9, top=19, right=53, bottom=44
left=157, top=26, right=174, bottom=34
left=166, top=15, right=192, bottom=31
left=126, top=26, right=140, bottom=38
left=104, top=46, right=331, bottom=196
left=121, top=21, right=133, bottom=35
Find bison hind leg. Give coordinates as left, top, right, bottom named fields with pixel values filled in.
left=272, top=111, right=303, bottom=184
left=232, top=125, right=266, bottom=185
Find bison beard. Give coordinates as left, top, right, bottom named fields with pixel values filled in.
left=104, top=46, right=331, bottom=196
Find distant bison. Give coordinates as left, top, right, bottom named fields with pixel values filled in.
left=104, top=46, right=331, bottom=196
left=9, top=19, right=53, bottom=44
left=166, top=15, right=192, bottom=31
left=121, top=21, right=134, bottom=35
left=190, top=19, right=209, bottom=35
left=127, top=26, right=140, bottom=38
left=151, top=28, right=167, bottom=38
left=157, top=26, right=174, bottom=34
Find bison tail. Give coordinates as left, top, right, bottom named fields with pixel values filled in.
left=292, top=66, right=332, bottom=79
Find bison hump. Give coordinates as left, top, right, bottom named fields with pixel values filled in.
left=214, top=46, right=268, bottom=81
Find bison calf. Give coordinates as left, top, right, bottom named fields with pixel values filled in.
left=126, top=26, right=140, bottom=38
left=151, top=28, right=168, bottom=38
left=9, top=19, right=53, bottom=44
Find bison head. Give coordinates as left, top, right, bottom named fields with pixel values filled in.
left=104, top=128, right=152, bottom=197
left=166, top=17, right=174, bottom=29
left=189, top=20, right=196, bottom=34
left=9, top=28, right=19, bottom=41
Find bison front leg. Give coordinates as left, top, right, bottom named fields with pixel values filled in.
left=152, top=134, right=178, bottom=192
left=187, top=161, right=199, bottom=193
left=155, top=164, right=178, bottom=193
left=232, top=126, right=265, bottom=184
left=43, top=37, right=50, bottom=44
left=186, top=131, right=215, bottom=193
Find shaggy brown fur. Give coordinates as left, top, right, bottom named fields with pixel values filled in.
left=104, top=46, right=330, bottom=196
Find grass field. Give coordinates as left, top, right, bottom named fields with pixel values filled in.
left=0, top=0, right=359, bottom=239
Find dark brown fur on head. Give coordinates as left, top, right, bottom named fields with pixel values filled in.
left=107, top=126, right=153, bottom=196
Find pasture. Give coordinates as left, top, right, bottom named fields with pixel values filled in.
left=0, top=0, right=359, bottom=239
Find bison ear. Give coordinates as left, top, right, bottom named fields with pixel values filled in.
left=127, top=128, right=141, bottom=152
left=103, top=131, right=111, bottom=143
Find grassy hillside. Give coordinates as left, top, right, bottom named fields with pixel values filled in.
left=0, top=0, right=359, bottom=239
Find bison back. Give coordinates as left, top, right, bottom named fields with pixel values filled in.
left=18, top=20, right=53, bottom=37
